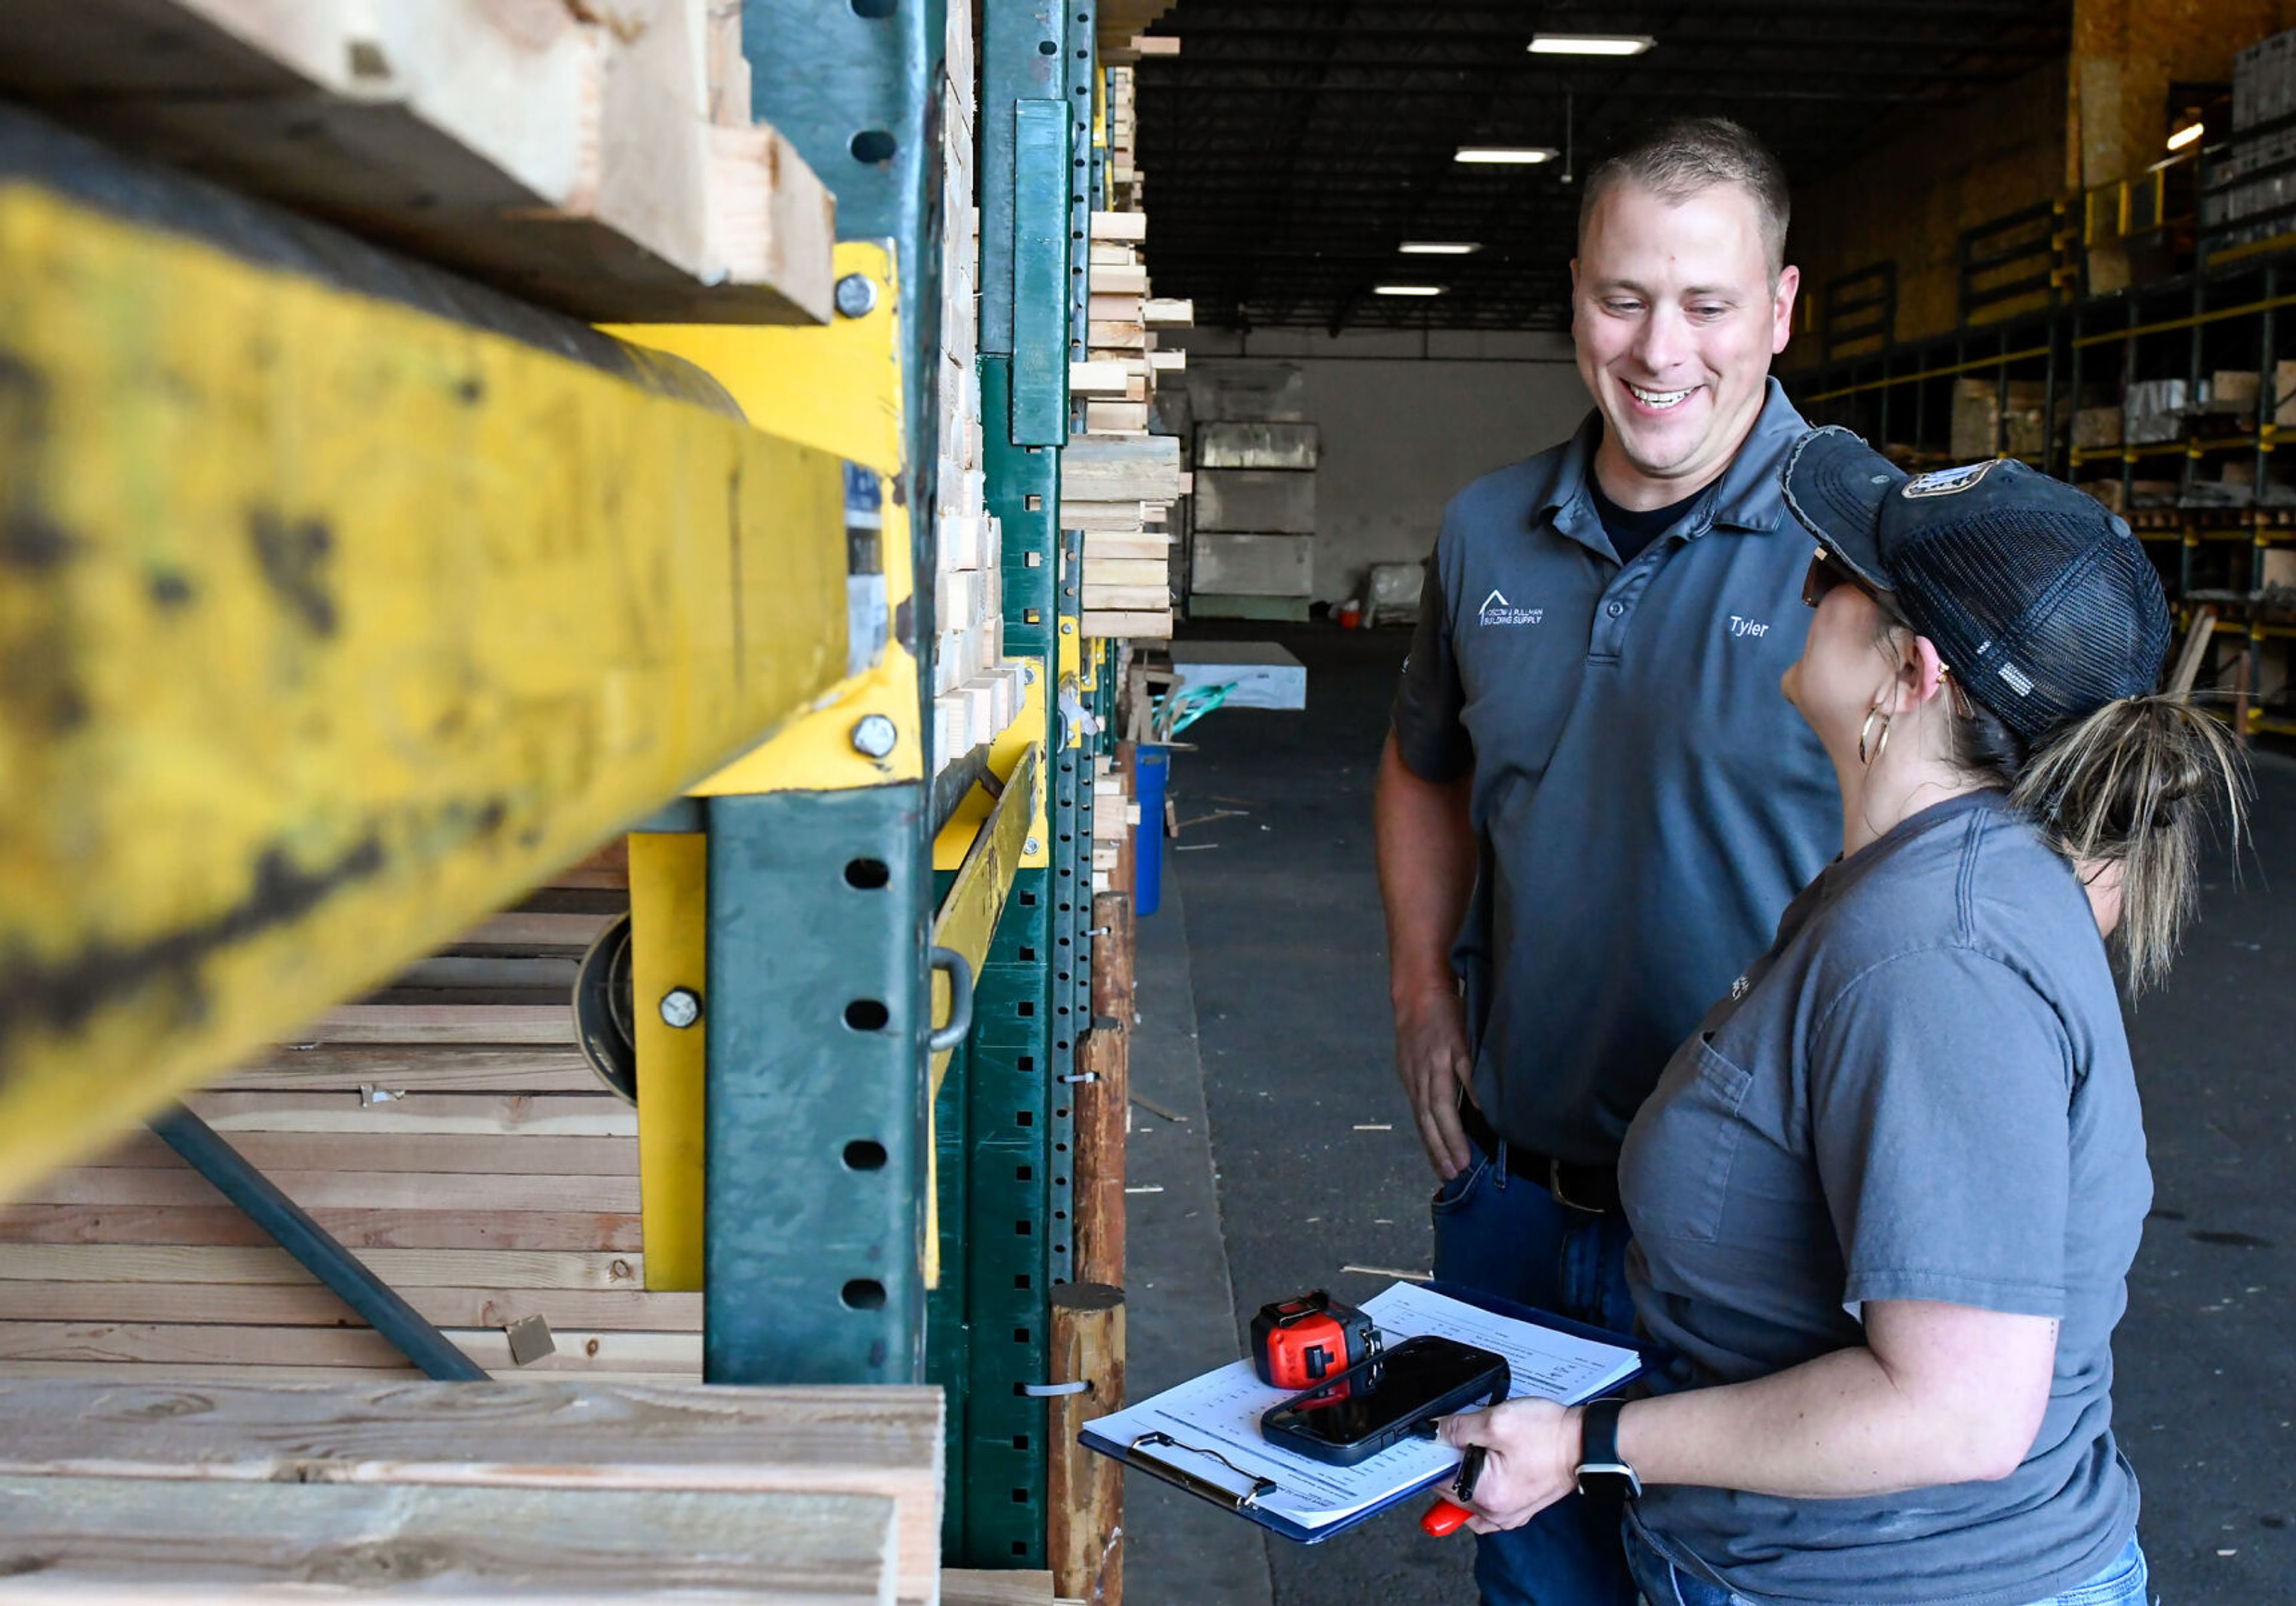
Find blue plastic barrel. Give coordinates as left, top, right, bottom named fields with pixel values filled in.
left=1134, top=744, right=1171, bottom=917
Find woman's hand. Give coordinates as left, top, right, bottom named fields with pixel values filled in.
left=1440, top=1400, right=1584, bottom=1533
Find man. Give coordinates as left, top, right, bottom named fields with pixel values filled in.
left=1375, top=118, right=1840, bottom=1605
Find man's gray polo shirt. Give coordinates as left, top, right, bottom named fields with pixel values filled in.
left=1391, top=380, right=1839, bottom=1166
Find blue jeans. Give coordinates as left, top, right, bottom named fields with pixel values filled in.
left=1622, top=1520, right=2150, bottom=1606
left=1432, top=1142, right=1639, bottom=1606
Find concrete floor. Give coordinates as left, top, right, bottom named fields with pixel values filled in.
left=1123, top=621, right=2295, bottom=1606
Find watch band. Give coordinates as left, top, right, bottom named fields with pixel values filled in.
left=1574, top=1396, right=1643, bottom=1500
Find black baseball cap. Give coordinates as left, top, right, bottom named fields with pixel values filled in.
left=1780, top=426, right=2172, bottom=743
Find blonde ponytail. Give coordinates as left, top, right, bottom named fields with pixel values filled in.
left=2007, top=696, right=2249, bottom=994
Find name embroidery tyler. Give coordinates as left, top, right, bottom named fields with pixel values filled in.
left=1727, top=615, right=1770, bottom=639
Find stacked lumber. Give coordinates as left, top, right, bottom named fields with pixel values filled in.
left=0, top=863, right=702, bottom=1388
left=0, top=0, right=835, bottom=323
left=1097, top=1, right=1180, bottom=62
left=1071, top=69, right=1193, bottom=642
left=1091, top=756, right=1142, bottom=897
left=0, top=1378, right=944, bottom=1606
left=1106, top=58, right=1146, bottom=211
left=932, top=0, right=1029, bottom=773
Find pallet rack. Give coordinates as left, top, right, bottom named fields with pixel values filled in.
left=0, top=0, right=1158, bottom=1596
left=1784, top=242, right=2296, bottom=740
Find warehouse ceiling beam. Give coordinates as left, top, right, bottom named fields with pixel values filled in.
left=0, top=105, right=849, bottom=1201
left=1137, top=0, right=2069, bottom=331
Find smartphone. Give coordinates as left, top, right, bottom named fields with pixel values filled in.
left=1259, top=1334, right=1510, bottom=1466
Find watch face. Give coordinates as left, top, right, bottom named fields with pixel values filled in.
left=1575, top=1463, right=1643, bottom=1501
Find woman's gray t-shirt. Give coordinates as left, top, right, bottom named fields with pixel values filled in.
left=1619, top=789, right=2149, bottom=1605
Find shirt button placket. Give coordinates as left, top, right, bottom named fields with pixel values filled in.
left=1593, top=596, right=1631, bottom=657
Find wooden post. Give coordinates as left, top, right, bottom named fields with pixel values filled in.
left=1113, top=743, right=1138, bottom=902
left=1076, top=891, right=1132, bottom=1287
left=1048, top=1283, right=1125, bottom=1605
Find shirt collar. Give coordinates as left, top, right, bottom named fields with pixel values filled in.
left=1537, top=377, right=1808, bottom=552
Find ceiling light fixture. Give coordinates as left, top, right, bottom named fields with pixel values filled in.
left=1455, top=146, right=1557, bottom=164
left=1399, top=242, right=1481, bottom=255
left=1374, top=285, right=1446, bottom=297
left=2167, top=121, right=2205, bottom=151
left=1529, top=33, right=1654, bottom=56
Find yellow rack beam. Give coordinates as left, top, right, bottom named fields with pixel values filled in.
left=0, top=181, right=851, bottom=1198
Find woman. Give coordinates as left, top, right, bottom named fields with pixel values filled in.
left=1440, top=427, right=2246, bottom=1606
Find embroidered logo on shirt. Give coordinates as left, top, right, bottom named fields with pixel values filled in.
left=1477, top=588, right=1545, bottom=627
left=1901, top=461, right=1997, bottom=499
left=1729, top=974, right=1750, bottom=1000
left=1727, top=615, right=1770, bottom=639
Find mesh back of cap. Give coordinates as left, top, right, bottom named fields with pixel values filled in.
left=1899, top=509, right=2170, bottom=740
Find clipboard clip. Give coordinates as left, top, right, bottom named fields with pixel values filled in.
left=1130, top=1431, right=1279, bottom=1510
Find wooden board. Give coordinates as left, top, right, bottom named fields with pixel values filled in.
left=0, top=1473, right=894, bottom=1600
left=1068, top=361, right=1132, bottom=396
left=210, top=1046, right=604, bottom=1094
left=1058, top=500, right=1153, bottom=533
left=1082, top=533, right=1175, bottom=560
left=0, top=1321, right=700, bottom=1374
left=0, top=1205, right=641, bottom=1253
left=292, top=1005, right=579, bottom=1046
left=0, top=1281, right=699, bottom=1333
left=1090, top=210, right=1149, bottom=242
left=0, top=1245, right=644, bottom=1289
left=457, top=912, right=618, bottom=948
left=1080, top=558, right=1170, bottom=586
left=941, top=1570, right=1069, bottom=1606
left=80, top=1131, right=637, bottom=1176
left=1061, top=434, right=1183, bottom=502
left=1085, top=401, right=1150, bottom=432
left=1081, top=611, right=1173, bottom=639
left=186, top=1094, right=637, bottom=1137
left=0, top=1379, right=944, bottom=1606
left=0, top=1, right=836, bottom=325
left=16, top=1168, right=639, bottom=1214
left=1079, top=585, right=1170, bottom=612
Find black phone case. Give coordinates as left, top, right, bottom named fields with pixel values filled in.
left=1258, top=1336, right=1512, bottom=1467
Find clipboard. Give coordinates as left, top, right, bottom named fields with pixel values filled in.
left=1079, top=1281, right=1654, bottom=1544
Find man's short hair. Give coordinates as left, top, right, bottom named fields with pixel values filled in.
left=1577, top=117, right=1791, bottom=278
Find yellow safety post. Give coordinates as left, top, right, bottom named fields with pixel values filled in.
left=628, top=831, right=708, bottom=1291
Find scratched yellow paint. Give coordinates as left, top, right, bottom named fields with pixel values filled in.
left=0, top=184, right=848, bottom=1201
left=606, top=243, right=923, bottom=798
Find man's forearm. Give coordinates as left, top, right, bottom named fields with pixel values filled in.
left=1374, top=732, right=1476, bottom=1003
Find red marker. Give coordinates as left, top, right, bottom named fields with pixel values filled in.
left=1421, top=1443, right=1486, bottom=1537
left=1420, top=1498, right=1473, bottom=1537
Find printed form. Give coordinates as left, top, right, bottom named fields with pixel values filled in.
left=1081, top=1283, right=1641, bottom=1532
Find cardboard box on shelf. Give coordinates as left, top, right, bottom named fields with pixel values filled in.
left=2072, top=407, right=2123, bottom=451
left=1950, top=378, right=2048, bottom=459
left=2209, top=370, right=2262, bottom=411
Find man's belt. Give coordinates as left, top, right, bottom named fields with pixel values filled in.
left=1457, top=1100, right=1622, bottom=1214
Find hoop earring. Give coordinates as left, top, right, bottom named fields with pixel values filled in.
left=1858, top=706, right=1892, bottom=767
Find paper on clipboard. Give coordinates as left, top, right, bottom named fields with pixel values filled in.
left=1083, top=1283, right=1640, bottom=1534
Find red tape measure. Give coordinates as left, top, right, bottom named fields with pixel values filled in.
left=1248, top=1289, right=1380, bottom=1391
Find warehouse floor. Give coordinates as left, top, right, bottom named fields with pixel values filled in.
left=1124, top=622, right=2296, bottom=1606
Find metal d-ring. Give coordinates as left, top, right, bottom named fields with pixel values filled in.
left=927, top=945, right=974, bottom=1053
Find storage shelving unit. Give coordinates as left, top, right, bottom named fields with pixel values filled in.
left=1784, top=241, right=2296, bottom=740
